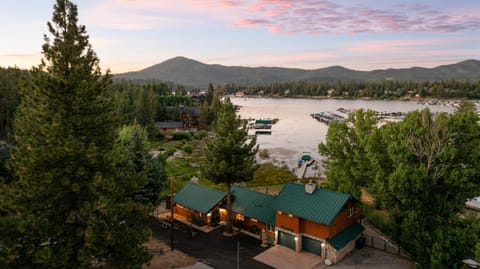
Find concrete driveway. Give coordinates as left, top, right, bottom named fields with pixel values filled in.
left=255, top=245, right=323, bottom=269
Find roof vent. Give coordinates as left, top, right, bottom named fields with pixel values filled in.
left=305, top=180, right=316, bottom=194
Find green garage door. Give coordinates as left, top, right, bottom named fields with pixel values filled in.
left=302, top=236, right=321, bottom=256
left=278, top=231, right=295, bottom=250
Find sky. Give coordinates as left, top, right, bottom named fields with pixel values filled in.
left=1, top=0, right=480, bottom=74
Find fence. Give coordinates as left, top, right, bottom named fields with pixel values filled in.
left=360, top=219, right=412, bottom=260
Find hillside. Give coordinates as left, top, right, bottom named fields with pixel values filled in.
left=114, top=57, right=480, bottom=88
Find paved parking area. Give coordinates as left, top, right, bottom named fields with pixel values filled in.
left=150, top=218, right=273, bottom=269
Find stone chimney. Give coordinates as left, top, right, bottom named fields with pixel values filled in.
left=305, top=180, right=316, bottom=194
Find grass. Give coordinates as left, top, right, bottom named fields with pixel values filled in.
left=360, top=187, right=393, bottom=235
left=152, top=132, right=299, bottom=199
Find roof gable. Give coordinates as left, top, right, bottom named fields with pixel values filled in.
left=156, top=121, right=184, bottom=129
left=273, top=182, right=351, bottom=225
left=231, top=185, right=276, bottom=225
left=174, top=183, right=226, bottom=214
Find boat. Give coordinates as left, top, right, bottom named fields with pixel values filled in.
left=298, top=152, right=312, bottom=167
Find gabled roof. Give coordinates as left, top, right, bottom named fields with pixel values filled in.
left=273, top=182, right=351, bottom=225
left=174, top=183, right=226, bottom=214
left=231, top=185, right=276, bottom=225
left=327, top=222, right=364, bottom=250
left=156, top=121, right=184, bottom=129
left=182, top=106, right=201, bottom=117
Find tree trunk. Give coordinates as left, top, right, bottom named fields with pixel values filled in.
left=226, top=183, right=232, bottom=234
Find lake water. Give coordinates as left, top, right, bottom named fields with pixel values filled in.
left=230, top=97, right=455, bottom=177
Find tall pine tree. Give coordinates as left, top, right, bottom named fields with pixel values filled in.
left=202, top=98, right=258, bottom=234
left=0, top=1, right=151, bottom=268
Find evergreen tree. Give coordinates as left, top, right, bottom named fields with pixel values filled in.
left=111, top=124, right=166, bottom=205
left=202, top=98, right=258, bottom=234
left=0, top=1, right=151, bottom=267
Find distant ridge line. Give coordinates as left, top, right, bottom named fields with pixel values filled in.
left=114, top=57, right=480, bottom=88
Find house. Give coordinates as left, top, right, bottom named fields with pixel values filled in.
left=181, top=106, right=201, bottom=131
left=172, top=181, right=364, bottom=264
left=174, top=182, right=226, bottom=227
left=273, top=182, right=363, bottom=263
left=231, top=185, right=276, bottom=244
left=156, top=121, right=184, bottom=134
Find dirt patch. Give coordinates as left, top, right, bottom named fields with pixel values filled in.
left=360, top=187, right=375, bottom=207
left=143, top=238, right=197, bottom=269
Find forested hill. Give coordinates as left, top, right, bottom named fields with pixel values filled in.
left=114, top=57, right=480, bottom=88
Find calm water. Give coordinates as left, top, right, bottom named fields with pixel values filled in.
left=231, top=97, right=455, bottom=176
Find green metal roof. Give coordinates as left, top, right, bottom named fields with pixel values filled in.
left=231, top=186, right=276, bottom=225
left=255, top=119, right=273, bottom=124
left=327, top=222, right=365, bottom=250
left=273, top=182, right=351, bottom=225
left=174, top=183, right=226, bottom=214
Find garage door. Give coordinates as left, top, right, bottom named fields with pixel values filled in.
left=277, top=231, right=295, bottom=250
left=302, top=236, right=321, bottom=256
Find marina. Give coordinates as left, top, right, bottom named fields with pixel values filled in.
left=232, top=97, right=456, bottom=177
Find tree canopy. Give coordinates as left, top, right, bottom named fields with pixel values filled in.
left=0, top=1, right=152, bottom=268
left=202, top=97, right=258, bottom=233
left=319, top=106, right=480, bottom=268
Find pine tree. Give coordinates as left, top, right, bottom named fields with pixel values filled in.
left=0, top=1, right=151, bottom=268
left=202, top=98, right=258, bottom=234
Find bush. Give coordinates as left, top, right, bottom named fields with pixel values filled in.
left=189, top=214, right=206, bottom=226
left=171, top=132, right=191, bottom=141
left=194, top=130, right=208, bottom=140
left=233, top=219, right=244, bottom=229
left=182, top=144, right=193, bottom=154
left=259, top=149, right=270, bottom=159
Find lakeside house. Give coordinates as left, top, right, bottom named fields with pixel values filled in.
left=172, top=181, right=364, bottom=264
left=156, top=106, right=203, bottom=134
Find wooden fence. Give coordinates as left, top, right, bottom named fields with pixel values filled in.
left=360, top=219, right=412, bottom=260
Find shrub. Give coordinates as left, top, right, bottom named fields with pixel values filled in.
left=189, top=214, right=206, bottom=226
left=182, top=144, right=193, bottom=154
left=233, top=219, right=244, bottom=229
left=194, top=130, right=208, bottom=140
left=171, top=132, right=191, bottom=141
left=259, top=149, right=270, bottom=159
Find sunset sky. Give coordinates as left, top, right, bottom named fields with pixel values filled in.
left=1, top=0, right=479, bottom=73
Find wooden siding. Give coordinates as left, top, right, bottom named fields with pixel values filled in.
left=329, top=201, right=361, bottom=238
left=276, top=211, right=300, bottom=233
left=299, top=219, right=329, bottom=239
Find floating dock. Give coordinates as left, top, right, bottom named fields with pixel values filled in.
left=311, top=112, right=345, bottom=125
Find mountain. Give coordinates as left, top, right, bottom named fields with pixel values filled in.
left=114, top=57, right=480, bottom=88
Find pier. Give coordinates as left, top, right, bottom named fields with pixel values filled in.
left=311, top=112, right=345, bottom=125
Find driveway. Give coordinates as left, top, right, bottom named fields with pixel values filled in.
left=150, top=218, right=273, bottom=269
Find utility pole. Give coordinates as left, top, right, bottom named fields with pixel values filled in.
left=170, top=176, right=174, bottom=251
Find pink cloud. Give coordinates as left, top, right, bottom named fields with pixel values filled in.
left=215, top=0, right=480, bottom=35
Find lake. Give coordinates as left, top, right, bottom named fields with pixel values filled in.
left=230, top=97, right=456, bottom=177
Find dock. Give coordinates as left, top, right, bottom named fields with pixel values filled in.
left=297, top=159, right=315, bottom=179
left=311, top=112, right=345, bottom=125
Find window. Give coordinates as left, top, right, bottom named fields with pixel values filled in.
left=251, top=218, right=258, bottom=222
left=266, top=224, right=275, bottom=232
left=348, top=207, right=354, bottom=217
left=288, top=214, right=293, bottom=218
left=236, top=214, right=244, bottom=221
left=278, top=210, right=283, bottom=215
